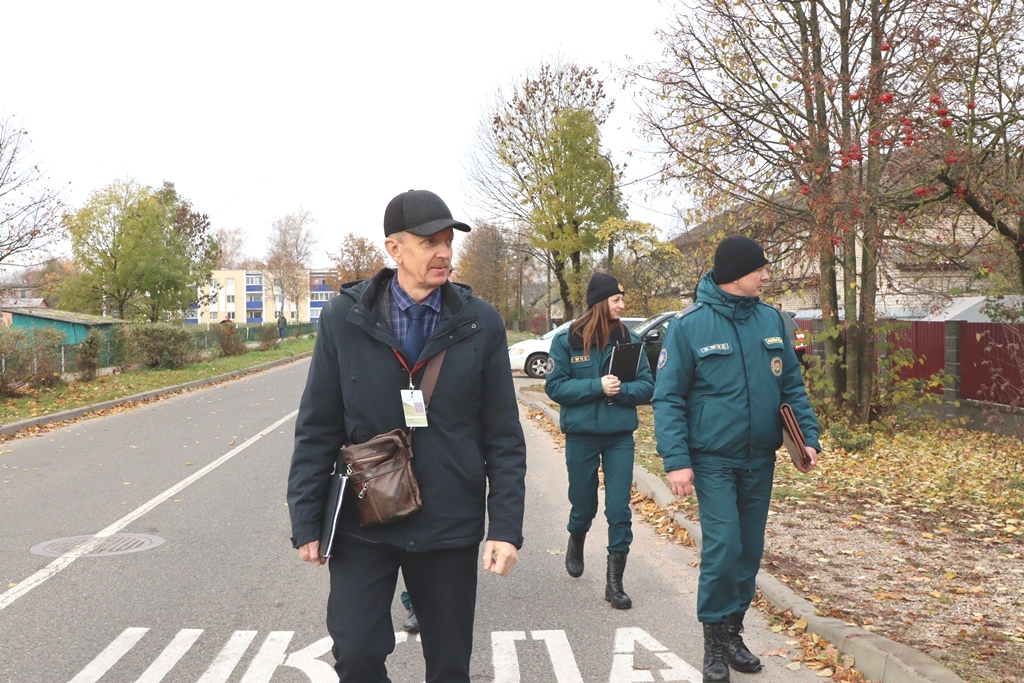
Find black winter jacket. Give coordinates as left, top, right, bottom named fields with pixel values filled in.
left=287, top=268, right=527, bottom=552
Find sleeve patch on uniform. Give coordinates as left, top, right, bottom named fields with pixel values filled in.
left=657, top=348, right=668, bottom=369
left=771, top=356, right=783, bottom=376
left=544, top=358, right=555, bottom=375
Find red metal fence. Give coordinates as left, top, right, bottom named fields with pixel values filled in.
left=892, top=322, right=946, bottom=388
left=960, top=323, right=1024, bottom=406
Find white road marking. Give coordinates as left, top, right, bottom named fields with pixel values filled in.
left=240, top=631, right=293, bottom=683
left=67, top=627, right=149, bottom=683
left=0, top=410, right=298, bottom=612
left=491, top=631, right=526, bottom=683
left=196, top=630, right=257, bottom=683
left=135, top=628, right=203, bottom=682
left=609, top=628, right=701, bottom=683
left=531, top=630, right=583, bottom=683
left=71, top=626, right=703, bottom=682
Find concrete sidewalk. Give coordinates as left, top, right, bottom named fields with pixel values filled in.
left=515, top=387, right=968, bottom=683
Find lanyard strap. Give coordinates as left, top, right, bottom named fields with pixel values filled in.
left=392, top=348, right=447, bottom=411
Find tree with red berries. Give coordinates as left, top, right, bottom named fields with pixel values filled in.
left=629, top=0, right=1006, bottom=421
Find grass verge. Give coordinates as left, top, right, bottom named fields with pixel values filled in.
left=0, top=336, right=315, bottom=425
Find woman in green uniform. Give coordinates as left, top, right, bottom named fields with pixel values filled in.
left=544, top=273, right=654, bottom=609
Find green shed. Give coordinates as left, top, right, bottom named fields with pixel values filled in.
left=3, top=308, right=127, bottom=344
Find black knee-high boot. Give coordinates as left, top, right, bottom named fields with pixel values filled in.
left=702, top=622, right=730, bottom=682
left=726, top=612, right=762, bottom=673
left=604, top=552, right=632, bottom=609
left=565, top=534, right=585, bottom=577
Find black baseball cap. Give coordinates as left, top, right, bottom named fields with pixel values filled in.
left=383, top=189, right=472, bottom=237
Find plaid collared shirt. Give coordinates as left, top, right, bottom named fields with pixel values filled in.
left=389, top=276, right=442, bottom=356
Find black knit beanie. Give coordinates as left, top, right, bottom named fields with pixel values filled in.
left=586, top=273, right=623, bottom=308
left=712, top=235, right=770, bottom=284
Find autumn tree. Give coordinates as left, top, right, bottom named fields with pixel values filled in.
left=630, top=0, right=979, bottom=422
left=467, top=61, right=625, bottom=319
left=598, top=218, right=690, bottom=316
left=62, top=180, right=217, bottom=321
left=0, top=117, right=63, bottom=266
left=914, top=0, right=1024, bottom=295
left=216, top=227, right=250, bottom=269
left=453, top=223, right=516, bottom=322
left=265, top=208, right=318, bottom=317
left=328, top=232, right=387, bottom=289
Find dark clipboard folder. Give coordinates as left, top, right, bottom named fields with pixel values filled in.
left=608, top=342, right=644, bottom=382
left=318, top=470, right=348, bottom=559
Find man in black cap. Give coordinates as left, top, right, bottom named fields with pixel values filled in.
left=652, top=234, right=820, bottom=682
left=287, top=189, right=527, bottom=682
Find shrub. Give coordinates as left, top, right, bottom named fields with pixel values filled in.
left=106, top=324, right=129, bottom=370
left=26, top=328, right=65, bottom=389
left=128, top=324, right=196, bottom=369
left=258, top=323, right=280, bottom=351
left=0, top=327, right=32, bottom=395
left=827, top=423, right=874, bottom=452
left=216, top=323, right=247, bottom=357
left=76, top=331, right=103, bottom=381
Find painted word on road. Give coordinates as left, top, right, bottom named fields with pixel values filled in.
left=68, top=626, right=700, bottom=682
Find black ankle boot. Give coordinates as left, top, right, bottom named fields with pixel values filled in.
left=702, top=622, right=730, bottom=682
left=726, top=612, right=762, bottom=673
left=565, top=534, right=585, bottom=577
left=604, top=552, right=632, bottom=609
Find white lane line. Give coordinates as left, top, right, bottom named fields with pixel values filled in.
left=135, top=629, right=204, bottom=682
left=0, top=410, right=298, bottom=612
left=68, top=628, right=149, bottom=683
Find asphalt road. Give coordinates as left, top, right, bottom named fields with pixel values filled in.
left=0, top=361, right=823, bottom=683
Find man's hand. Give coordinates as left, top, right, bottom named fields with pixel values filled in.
left=601, top=375, right=621, bottom=396
left=667, top=468, right=695, bottom=497
left=298, top=540, right=325, bottom=567
left=796, top=446, right=819, bottom=474
left=482, top=540, right=518, bottom=576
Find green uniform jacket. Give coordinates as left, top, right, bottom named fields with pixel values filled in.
left=545, top=323, right=655, bottom=435
left=652, top=272, right=821, bottom=472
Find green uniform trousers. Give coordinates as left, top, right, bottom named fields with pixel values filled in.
left=692, top=459, right=775, bottom=623
left=565, top=433, right=635, bottom=555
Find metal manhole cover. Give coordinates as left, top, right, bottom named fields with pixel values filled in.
left=30, top=533, right=164, bottom=558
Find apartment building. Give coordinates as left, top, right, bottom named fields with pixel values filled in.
left=186, top=268, right=336, bottom=324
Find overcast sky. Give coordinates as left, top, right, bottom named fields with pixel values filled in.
left=5, top=0, right=681, bottom=268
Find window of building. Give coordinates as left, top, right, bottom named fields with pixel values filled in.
left=226, top=278, right=234, bottom=289
left=310, top=308, right=321, bottom=320
left=228, top=312, right=235, bottom=320
left=227, top=294, right=235, bottom=303
left=291, top=311, right=297, bottom=319
left=246, top=294, right=261, bottom=303
left=246, top=275, right=262, bottom=286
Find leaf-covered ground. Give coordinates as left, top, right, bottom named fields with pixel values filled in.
left=632, top=404, right=1024, bottom=683
left=523, top=387, right=1024, bottom=683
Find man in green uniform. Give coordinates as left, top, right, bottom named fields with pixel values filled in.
left=652, top=235, right=821, bottom=682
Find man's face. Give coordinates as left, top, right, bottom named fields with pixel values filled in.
left=731, top=266, right=770, bottom=298
left=387, top=227, right=454, bottom=293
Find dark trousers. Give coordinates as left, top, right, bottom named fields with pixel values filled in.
left=327, top=538, right=478, bottom=682
left=565, top=433, right=635, bottom=554
left=692, top=460, right=775, bottom=623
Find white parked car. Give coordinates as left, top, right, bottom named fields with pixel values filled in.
left=508, top=318, right=644, bottom=379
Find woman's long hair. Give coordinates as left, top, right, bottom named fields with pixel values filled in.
left=571, top=298, right=626, bottom=351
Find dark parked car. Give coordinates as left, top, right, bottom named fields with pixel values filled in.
left=631, top=311, right=680, bottom=380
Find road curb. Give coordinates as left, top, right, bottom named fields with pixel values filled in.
left=515, top=387, right=967, bottom=683
left=0, top=351, right=313, bottom=437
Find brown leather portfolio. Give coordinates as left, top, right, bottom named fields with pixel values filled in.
left=781, top=403, right=811, bottom=470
